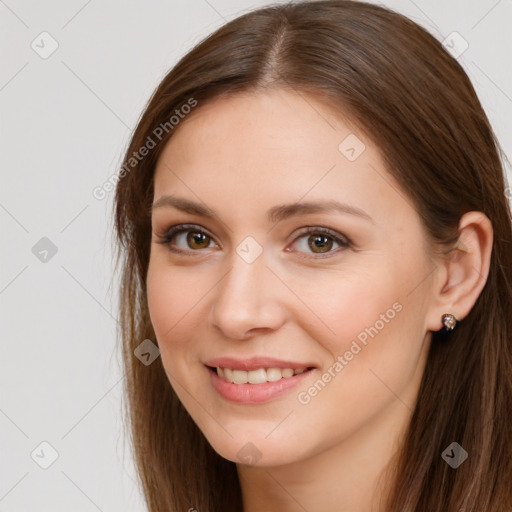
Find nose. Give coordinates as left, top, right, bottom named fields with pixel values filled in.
left=208, top=249, right=287, bottom=340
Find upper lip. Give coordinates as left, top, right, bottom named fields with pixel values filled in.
left=203, top=356, right=316, bottom=371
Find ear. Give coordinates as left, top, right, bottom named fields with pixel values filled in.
left=425, top=211, right=493, bottom=332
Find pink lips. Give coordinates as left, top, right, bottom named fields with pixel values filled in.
left=204, top=356, right=317, bottom=404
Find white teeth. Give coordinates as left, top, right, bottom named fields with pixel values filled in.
left=266, top=368, right=283, bottom=382
left=233, top=370, right=248, bottom=384
left=215, top=366, right=309, bottom=384
left=248, top=368, right=267, bottom=384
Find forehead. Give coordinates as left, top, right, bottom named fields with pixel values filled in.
left=152, top=89, right=406, bottom=225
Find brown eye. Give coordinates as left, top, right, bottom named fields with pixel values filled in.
left=156, top=224, right=217, bottom=253
left=186, top=231, right=211, bottom=249
left=307, top=234, right=334, bottom=253
left=288, top=227, right=350, bottom=258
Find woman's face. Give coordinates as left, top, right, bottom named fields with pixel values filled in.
left=147, top=88, right=438, bottom=466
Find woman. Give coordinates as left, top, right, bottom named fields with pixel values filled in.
left=112, top=1, right=512, bottom=510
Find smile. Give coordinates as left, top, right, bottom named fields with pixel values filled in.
left=206, top=365, right=316, bottom=404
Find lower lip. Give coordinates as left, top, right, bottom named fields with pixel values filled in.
left=207, top=366, right=315, bottom=404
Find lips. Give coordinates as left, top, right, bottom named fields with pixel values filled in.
left=203, top=356, right=317, bottom=403
left=206, top=364, right=316, bottom=403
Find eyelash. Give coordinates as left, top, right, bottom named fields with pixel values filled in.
left=155, top=223, right=351, bottom=259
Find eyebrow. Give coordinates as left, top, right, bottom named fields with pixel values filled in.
left=151, top=195, right=374, bottom=224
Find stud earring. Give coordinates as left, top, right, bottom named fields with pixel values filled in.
left=441, top=313, right=457, bottom=331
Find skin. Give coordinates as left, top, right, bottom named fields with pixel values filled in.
left=146, top=88, right=493, bottom=511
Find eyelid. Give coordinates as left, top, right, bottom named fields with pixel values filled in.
left=288, top=225, right=351, bottom=246
left=156, top=223, right=214, bottom=239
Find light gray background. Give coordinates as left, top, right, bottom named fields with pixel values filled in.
left=1, top=0, right=511, bottom=510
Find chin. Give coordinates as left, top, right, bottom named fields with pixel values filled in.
left=204, top=430, right=303, bottom=467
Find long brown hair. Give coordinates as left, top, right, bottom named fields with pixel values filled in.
left=112, top=1, right=512, bottom=510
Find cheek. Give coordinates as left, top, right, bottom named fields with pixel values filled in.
left=146, top=265, right=176, bottom=337
left=146, top=260, right=228, bottom=382
left=145, top=268, right=199, bottom=403
left=290, top=278, right=424, bottom=443
left=284, top=266, right=402, bottom=353
left=290, top=261, right=426, bottom=388
left=146, top=259, right=210, bottom=335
